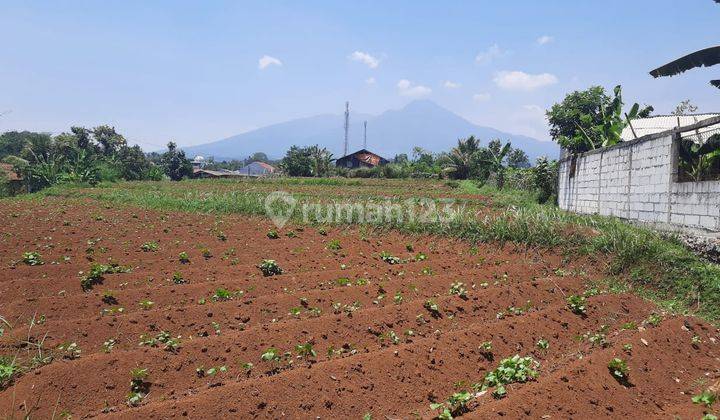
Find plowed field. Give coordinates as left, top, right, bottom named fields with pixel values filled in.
left=0, top=197, right=718, bottom=419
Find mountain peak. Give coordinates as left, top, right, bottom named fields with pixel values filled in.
left=401, top=99, right=449, bottom=112
left=182, top=102, right=557, bottom=161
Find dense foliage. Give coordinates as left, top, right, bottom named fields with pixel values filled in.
left=0, top=127, right=192, bottom=195
left=546, top=85, right=653, bottom=154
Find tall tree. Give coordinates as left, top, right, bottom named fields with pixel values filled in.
left=160, top=142, right=193, bottom=181
left=280, top=146, right=314, bottom=177
left=507, top=148, right=530, bottom=169
left=93, top=125, right=127, bottom=156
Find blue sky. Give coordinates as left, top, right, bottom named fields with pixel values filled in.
left=1, top=1, right=719, bottom=150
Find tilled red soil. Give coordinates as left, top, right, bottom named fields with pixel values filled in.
left=0, top=198, right=718, bottom=419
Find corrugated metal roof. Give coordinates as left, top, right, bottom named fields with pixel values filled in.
left=0, top=163, right=21, bottom=181
left=622, top=114, right=720, bottom=144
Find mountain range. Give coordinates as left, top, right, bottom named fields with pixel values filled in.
left=181, top=100, right=559, bottom=162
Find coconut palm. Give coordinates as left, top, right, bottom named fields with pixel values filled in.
left=445, top=136, right=481, bottom=180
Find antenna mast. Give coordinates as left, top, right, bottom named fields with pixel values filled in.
left=363, top=120, right=367, bottom=149
left=343, top=102, right=350, bottom=155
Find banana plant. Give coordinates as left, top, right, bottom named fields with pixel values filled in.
left=678, top=134, right=720, bottom=181
left=575, top=85, right=645, bottom=150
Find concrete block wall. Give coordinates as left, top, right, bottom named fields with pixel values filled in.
left=558, top=133, right=720, bottom=233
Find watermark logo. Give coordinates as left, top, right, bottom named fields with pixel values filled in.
left=264, top=190, right=464, bottom=228
left=264, top=191, right=297, bottom=228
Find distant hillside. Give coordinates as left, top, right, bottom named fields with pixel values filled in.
left=181, top=100, right=559, bottom=162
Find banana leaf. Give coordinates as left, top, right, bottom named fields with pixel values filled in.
left=650, top=46, right=720, bottom=78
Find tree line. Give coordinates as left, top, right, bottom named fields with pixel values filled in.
left=0, top=126, right=195, bottom=193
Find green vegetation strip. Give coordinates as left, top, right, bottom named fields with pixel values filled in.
left=15, top=179, right=720, bottom=322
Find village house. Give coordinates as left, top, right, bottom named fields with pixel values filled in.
left=335, top=149, right=388, bottom=169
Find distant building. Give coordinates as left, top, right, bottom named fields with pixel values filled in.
left=191, top=155, right=205, bottom=169
left=335, top=149, right=388, bottom=169
left=191, top=168, right=238, bottom=179
left=0, top=163, right=25, bottom=195
left=238, top=161, right=275, bottom=176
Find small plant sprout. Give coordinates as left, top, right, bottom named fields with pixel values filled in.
left=80, top=262, right=130, bottom=291
left=621, top=321, right=637, bottom=330
left=430, top=391, right=473, bottom=419
left=0, top=357, right=18, bottom=388
left=197, top=365, right=228, bottom=377
left=326, top=239, right=342, bottom=250
left=178, top=251, right=190, bottom=264
left=201, top=247, right=213, bottom=259
left=566, top=295, right=587, bottom=315
left=607, top=358, right=629, bottom=382
left=692, top=335, right=703, bottom=347
left=414, top=252, right=427, bottom=261
left=479, top=355, right=539, bottom=399
left=424, top=299, right=441, bottom=317
left=140, top=242, right=158, bottom=252
left=536, top=339, right=549, bottom=350
left=172, top=272, right=187, bottom=284
left=379, top=251, right=402, bottom=264
left=212, top=288, right=232, bottom=301
left=101, top=290, right=118, bottom=305
left=294, top=343, right=317, bottom=359
left=622, top=343, right=633, bottom=354
left=101, top=339, right=117, bottom=353
left=258, top=259, right=283, bottom=276
left=394, top=291, right=404, bottom=304
left=267, top=230, right=279, bottom=239
left=22, top=251, right=44, bottom=266
left=241, top=362, right=253, bottom=371
left=261, top=347, right=282, bottom=364
left=127, top=367, right=150, bottom=407
left=479, top=341, right=493, bottom=355
left=645, top=313, right=662, bottom=326
left=692, top=390, right=716, bottom=407
left=57, top=342, right=81, bottom=359
left=449, top=281, right=467, bottom=299
left=138, top=299, right=154, bottom=310
left=139, top=331, right=182, bottom=353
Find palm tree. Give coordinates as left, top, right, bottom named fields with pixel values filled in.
left=649, top=1, right=720, bottom=89
left=445, top=136, right=481, bottom=180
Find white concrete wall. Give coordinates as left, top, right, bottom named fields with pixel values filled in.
left=559, top=133, right=720, bottom=233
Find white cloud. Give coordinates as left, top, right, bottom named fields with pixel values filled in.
left=472, top=93, right=491, bottom=102
left=536, top=35, right=554, bottom=45
left=348, top=51, right=379, bottom=69
left=475, top=44, right=505, bottom=64
left=443, top=80, right=461, bottom=89
left=493, top=71, right=558, bottom=91
left=366, top=77, right=376, bottom=85
left=397, top=79, right=432, bottom=97
left=258, top=55, right=282, bottom=70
